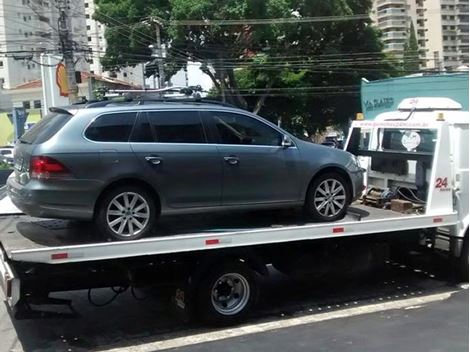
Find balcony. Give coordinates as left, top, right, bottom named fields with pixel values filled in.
left=443, top=29, right=458, bottom=36
left=378, top=20, right=407, bottom=29
left=382, top=31, right=407, bottom=40
left=458, top=16, right=469, bottom=24
left=377, top=8, right=406, bottom=17
left=384, top=43, right=405, bottom=51
left=376, top=0, right=406, bottom=6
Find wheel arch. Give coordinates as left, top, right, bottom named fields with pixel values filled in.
left=94, top=177, right=162, bottom=217
left=304, top=165, right=353, bottom=200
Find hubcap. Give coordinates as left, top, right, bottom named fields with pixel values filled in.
left=106, top=192, right=150, bottom=237
left=211, top=273, right=250, bottom=315
left=313, top=178, right=346, bottom=217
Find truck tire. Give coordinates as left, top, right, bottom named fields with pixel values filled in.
left=195, top=261, right=259, bottom=325
left=305, top=172, right=351, bottom=222
left=95, top=185, right=156, bottom=241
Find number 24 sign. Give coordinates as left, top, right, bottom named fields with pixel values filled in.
left=435, top=177, right=450, bottom=191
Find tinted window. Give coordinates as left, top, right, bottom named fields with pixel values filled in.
left=130, top=114, right=153, bottom=142
left=147, top=111, right=206, bottom=144
left=85, top=112, right=137, bottom=142
left=19, top=112, right=71, bottom=144
left=210, top=112, right=282, bottom=146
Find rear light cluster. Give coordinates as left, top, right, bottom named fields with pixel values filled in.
left=30, top=156, right=71, bottom=179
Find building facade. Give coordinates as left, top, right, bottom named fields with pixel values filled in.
left=371, top=0, right=469, bottom=70
left=84, top=0, right=144, bottom=87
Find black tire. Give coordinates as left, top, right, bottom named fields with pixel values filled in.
left=195, top=261, right=259, bottom=326
left=95, top=185, right=156, bottom=241
left=305, top=172, right=351, bottom=222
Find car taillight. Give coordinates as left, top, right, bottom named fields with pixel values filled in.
left=30, top=156, right=71, bottom=179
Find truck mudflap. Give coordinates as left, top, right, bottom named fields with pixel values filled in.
left=0, top=248, right=20, bottom=307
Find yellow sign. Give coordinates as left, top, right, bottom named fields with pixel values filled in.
left=56, top=63, right=69, bottom=97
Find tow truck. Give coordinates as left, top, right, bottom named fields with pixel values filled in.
left=0, top=97, right=468, bottom=325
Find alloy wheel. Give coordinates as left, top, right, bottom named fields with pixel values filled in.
left=106, top=192, right=150, bottom=238
left=313, top=178, right=346, bottom=218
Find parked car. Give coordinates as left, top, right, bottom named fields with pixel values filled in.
left=0, top=147, right=14, bottom=166
left=7, top=102, right=364, bottom=241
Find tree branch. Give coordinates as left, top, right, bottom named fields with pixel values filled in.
left=252, top=79, right=274, bottom=114
left=200, top=66, right=221, bottom=92
left=227, top=68, right=247, bottom=109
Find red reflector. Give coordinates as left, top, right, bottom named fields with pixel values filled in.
left=205, top=239, right=220, bottom=245
left=30, top=156, right=70, bottom=179
left=51, top=253, right=68, bottom=260
left=433, top=218, right=443, bottom=223
left=332, top=227, right=344, bottom=233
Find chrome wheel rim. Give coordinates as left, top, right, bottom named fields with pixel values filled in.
left=313, top=179, right=346, bottom=217
left=106, top=192, right=150, bottom=237
left=211, top=273, right=250, bottom=315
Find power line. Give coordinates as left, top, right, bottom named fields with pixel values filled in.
left=167, top=14, right=370, bottom=26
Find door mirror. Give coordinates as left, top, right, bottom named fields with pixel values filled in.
left=281, top=135, right=294, bottom=148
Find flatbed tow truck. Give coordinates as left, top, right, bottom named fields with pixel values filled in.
left=0, top=98, right=468, bottom=324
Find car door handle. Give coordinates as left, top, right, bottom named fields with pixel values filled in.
left=145, top=156, right=163, bottom=165
left=224, top=156, right=239, bottom=165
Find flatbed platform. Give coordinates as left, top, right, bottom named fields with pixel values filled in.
left=0, top=203, right=458, bottom=265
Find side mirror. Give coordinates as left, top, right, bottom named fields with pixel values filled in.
left=281, top=135, right=294, bottom=148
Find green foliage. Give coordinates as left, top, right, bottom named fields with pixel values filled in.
left=95, top=0, right=400, bottom=135
left=403, top=22, right=420, bottom=73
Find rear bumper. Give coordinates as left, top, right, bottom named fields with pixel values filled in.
left=6, top=175, right=99, bottom=220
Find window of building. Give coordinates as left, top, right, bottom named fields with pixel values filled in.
left=0, top=61, right=3, bottom=68
left=86, top=14, right=90, bottom=19
left=88, top=36, right=92, bottom=42
left=22, top=101, right=31, bottom=109
left=85, top=113, right=137, bottom=142
left=86, top=25, right=90, bottom=30
left=85, top=2, right=89, bottom=7
left=27, top=64, right=31, bottom=69
left=123, top=72, right=128, bottom=77
left=0, top=78, right=4, bottom=85
left=145, top=111, right=206, bottom=144
left=33, top=100, right=41, bottom=109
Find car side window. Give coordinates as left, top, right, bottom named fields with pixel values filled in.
left=129, top=113, right=154, bottom=143
left=146, top=111, right=206, bottom=144
left=85, top=112, right=137, bottom=142
left=209, top=111, right=282, bottom=146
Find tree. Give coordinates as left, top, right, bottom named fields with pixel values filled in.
left=94, top=0, right=399, bottom=136
left=403, top=22, right=420, bottom=73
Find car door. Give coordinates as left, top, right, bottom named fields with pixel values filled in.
left=130, top=110, right=222, bottom=209
left=203, top=110, right=301, bottom=205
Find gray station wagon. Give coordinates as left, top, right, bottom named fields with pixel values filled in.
left=7, top=101, right=364, bottom=240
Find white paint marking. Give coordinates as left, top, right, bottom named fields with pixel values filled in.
left=102, top=291, right=458, bottom=352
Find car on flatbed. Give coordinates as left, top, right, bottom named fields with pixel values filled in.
left=6, top=101, right=364, bottom=240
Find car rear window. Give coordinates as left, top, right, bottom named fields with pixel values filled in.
left=85, top=112, right=137, bottom=142
left=19, top=112, right=71, bottom=144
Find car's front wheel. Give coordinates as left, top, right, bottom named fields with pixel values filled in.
left=95, top=185, right=156, bottom=241
left=305, top=172, right=350, bottom=222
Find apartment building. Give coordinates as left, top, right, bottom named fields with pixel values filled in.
left=371, top=0, right=469, bottom=70
left=0, top=0, right=88, bottom=90
left=84, top=0, right=144, bottom=87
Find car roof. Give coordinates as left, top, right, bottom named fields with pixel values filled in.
left=57, top=101, right=246, bottom=116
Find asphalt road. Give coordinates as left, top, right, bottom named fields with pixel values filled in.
left=0, top=250, right=468, bottom=352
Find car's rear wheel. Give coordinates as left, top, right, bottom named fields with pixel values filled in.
left=96, top=185, right=156, bottom=241
left=305, top=172, right=350, bottom=222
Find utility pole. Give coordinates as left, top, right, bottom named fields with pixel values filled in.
left=57, top=0, right=79, bottom=103
left=149, top=17, right=165, bottom=89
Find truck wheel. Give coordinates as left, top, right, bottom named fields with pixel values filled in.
left=195, top=262, right=259, bottom=325
left=96, top=185, right=156, bottom=241
left=305, top=172, right=351, bottom=222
